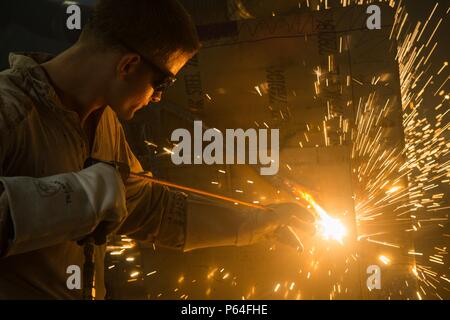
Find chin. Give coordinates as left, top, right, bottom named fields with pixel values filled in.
left=113, top=109, right=133, bottom=121
left=122, top=104, right=141, bottom=120
left=123, top=111, right=135, bottom=121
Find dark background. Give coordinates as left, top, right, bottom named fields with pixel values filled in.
left=0, top=0, right=447, bottom=70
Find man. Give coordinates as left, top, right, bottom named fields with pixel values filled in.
left=0, top=0, right=314, bottom=299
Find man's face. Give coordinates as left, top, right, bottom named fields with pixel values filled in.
left=107, top=50, right=192, bottom=120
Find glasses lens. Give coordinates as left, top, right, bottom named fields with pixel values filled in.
left=154, top=76, right=177, bottom=92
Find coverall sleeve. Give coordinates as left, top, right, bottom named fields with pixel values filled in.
left=0, top=95, right=21, bottom=254
left=111, top=120, right=274, bottom=253
left=111, top=122, right=275, bottom=252
left=113, top=123, right=187, bottom=250
left=0, top=186, right=12, bottom=256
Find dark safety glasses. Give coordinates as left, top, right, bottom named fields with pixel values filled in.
left=139, top=54, right=177, bottom=92
left=114, top=38, right=177, bottom=92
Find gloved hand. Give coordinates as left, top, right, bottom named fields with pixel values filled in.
left=0, top=163, right=128, bottom=256
left=184, top=197, right=315, bottom=252
left=74, top=163, right=128, bottom=245
left=237, top=202, right=316, bottom=251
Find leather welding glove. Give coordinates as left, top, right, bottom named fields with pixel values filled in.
left=184, top=197, right=315, bottom=252
left=257, top=203, right=316, bottom=250
left=0, top=163, right=127, bottom=256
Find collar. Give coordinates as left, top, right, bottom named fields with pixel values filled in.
left=8, top=52, right=67, bottom=112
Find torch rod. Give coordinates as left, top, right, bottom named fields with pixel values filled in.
left=129, top=171, right=266, bottom=210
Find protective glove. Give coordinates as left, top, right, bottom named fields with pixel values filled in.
left=237, top=202, right=316, bottom=251
left=74, top=163, right=129, bottom=245
left=184, top=197, right=315, bottom=252
left=0, top=163, right=127, bottom=256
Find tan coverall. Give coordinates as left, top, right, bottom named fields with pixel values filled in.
left=0, top=53, right=187, bottom=299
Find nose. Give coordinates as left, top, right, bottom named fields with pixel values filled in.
left=150, top=91, right=163, bottom=103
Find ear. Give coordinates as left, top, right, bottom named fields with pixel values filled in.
left=116, top=53, right=141, bottom=80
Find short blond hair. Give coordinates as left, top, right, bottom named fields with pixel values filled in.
left=80, top=0, right=200, bottom=61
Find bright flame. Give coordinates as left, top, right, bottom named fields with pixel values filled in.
left=314, top=203, right=347, bottom=244
left=297, top=191, right=347, bottom=244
